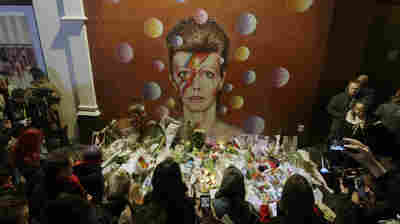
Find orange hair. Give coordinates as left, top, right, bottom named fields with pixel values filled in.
left=12, top=128, right=43, bottom=167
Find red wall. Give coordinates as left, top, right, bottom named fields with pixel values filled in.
left=83, top=0, right=335, bottom=136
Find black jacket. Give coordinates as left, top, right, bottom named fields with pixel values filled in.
left=214, top=166, right=260, bottom=224
left=327, top=92, right=353, bottom=119
left=73, top=162, right=104, bottom=203
left=359, top=87, right=375, bottom=110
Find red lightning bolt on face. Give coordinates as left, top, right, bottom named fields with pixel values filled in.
left=176, top=52, right=211, bottom=96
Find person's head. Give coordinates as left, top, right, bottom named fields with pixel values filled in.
left=82, top=146, right=102, bottom=162
left=12, top=88, right=25, bottom=104
left=30, top=67, right=47, bottom=81
left=347, top=80, right=361, bottom=97
left=357, top=74, right=369, bottom=87
left=215, top=166, right=245, bottom=201
left=0, top=195, right=29, bottom=224
left=15, top=128, right=44, bottom=168
left=280, top=174, right=314, bottom=222
left=352, top=101, right=366, bottom=118
left=46, top=151, right=74, bottom=179
left=46, top=194, right=97, bottom=224
left=151, top=158, right=187, bottom=205
left=166, top=17, right=229, bottom=113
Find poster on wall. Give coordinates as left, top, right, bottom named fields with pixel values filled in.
left=85, top=0, right=333, bottom=138
left=0, top=7, right=48, bottom=92
left=0, top=46, right=38, bottom=90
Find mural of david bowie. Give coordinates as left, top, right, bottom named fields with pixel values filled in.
left=166, top=17, right=244, bottom=142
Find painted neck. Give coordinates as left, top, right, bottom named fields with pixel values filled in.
left=182, top=102, right=217, bottom=133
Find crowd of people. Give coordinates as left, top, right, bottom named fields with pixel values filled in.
left=0, top=72, right=399, bottom=224
left=0, top=67, right=67, bottom=151
left=1, top=134, right=399, bottom=224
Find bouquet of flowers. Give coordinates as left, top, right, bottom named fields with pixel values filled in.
left=191, top=129, right=206, bottom=150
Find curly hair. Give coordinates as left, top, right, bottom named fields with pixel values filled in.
left=166, top=17, right=230, bottom=77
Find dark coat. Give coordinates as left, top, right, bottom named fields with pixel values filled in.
left=327, top=91, right=368, bottom=138
left=359, top=87, right=375, bottom=111
left=214, top=166, right=260, bottom=224
left=73, top=162, right=104, bottom=203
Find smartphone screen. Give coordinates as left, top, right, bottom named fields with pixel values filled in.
left=330, top=145, right=345, bottom=151
left=200, top=195, right=211, bottom=208
left=330, top=139, right=345, bottom=151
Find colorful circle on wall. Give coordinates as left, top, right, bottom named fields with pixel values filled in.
left=230, top=96, right=244, bottom=109
left=217, top=104, right=228, bottom=116
left=243, top=115, right=265, bottom=134
left=170, top=35, right=183, bottom=47
left=271, top=67, right=290, bottom=88
left=166, top=97, right=176, bottom=109
left=115, top=43, right=134, bottom=63
left=223, top=83, right=233, bottom=93
left=236, top=13, right=257, bottom=35
left=194, top=8, right=208, bottom=25
left=286, top=0, right=314, bottom=13
left=144, top=18, right=164, bottom=38
left=143, top=82, right=162, bottom=100
left=243, top=70, right=256, bottom=85
left=234, top=46, right=250, bottom=62
left=152, top=59, right=165, bottom=72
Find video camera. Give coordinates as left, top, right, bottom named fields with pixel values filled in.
left=28, top=88, right=60, bottom=105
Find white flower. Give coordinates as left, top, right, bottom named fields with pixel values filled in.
left=175, top=144, right=185, bottom=152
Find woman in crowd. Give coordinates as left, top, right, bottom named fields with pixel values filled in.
left=30, top=151, right=92, bottom=222
left=343, top=101, right=378, bottom=143
left=270, top=174, right=325, bottom=224
left=133, top=158, right=197, bottom=224
left=212, top=166, right=260, bottom=224
left=73, top=146, right=104, bottom=203
left=11, top=128, right=45, bottom=195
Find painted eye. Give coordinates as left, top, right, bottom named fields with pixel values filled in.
left=177, top=71, right=189, bottom=79
left=205, top=71, right=215, bottom=79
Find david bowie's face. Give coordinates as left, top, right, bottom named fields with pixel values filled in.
left=171, top=52, right=224, bottom=112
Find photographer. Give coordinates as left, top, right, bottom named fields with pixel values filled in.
left=26, top=87, right=67, bottom=150
left=343, top=138, right=400, bottom=222
left=6, top=89, right=32, bottom=137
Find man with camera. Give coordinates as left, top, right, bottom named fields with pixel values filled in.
left=6, top=88, right=33, bottom=136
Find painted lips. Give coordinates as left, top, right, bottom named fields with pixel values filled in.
left=188, top=96, right=205, bottom=102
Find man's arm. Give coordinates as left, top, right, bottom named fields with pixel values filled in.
left=327, top=95, right=345, bottom=118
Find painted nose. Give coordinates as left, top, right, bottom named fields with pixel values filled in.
left=191, top=72, right=202, bottom=91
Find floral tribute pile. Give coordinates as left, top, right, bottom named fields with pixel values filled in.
left=97, top=122, right=335, bottom=222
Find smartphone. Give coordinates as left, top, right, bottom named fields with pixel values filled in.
left=200, top=195, right=211, bottom=208
left=330, top=139, right=345, bottom=151
left=355, top=177, right=368, bottom=199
